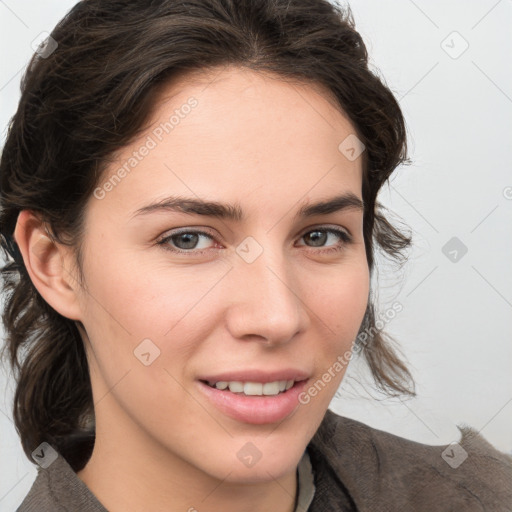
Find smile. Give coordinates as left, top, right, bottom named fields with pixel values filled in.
left=203, top=379, right=296, bottom=396
left=197, top=378, right=309, bottom=424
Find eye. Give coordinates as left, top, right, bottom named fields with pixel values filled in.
left=156, top=226, right=353, bottom=255
left=156, top=229, right=217, bottom=254
left=296, top=227, right=353, bottom=253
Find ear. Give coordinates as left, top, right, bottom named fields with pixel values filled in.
left=13, top=209, right=83, bottom=321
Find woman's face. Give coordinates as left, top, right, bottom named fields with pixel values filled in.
left=75, top=66, right=369, bottom=483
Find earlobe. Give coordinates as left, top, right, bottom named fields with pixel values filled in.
left=13, top=209, right=83, bottom=321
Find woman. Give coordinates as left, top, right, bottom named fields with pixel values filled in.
left=1, top=0, right=510, bottom=510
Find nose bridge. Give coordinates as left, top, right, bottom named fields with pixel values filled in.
left=226, top=233, right=306, bottom=343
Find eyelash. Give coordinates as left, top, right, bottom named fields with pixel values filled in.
left=156, top=226, right=353, bottom=256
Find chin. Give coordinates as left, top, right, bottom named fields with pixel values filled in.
left=218, top=457, right=299, bottom=484
left=210, top=438, right=305, bottom=483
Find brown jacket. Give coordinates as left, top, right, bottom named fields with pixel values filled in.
left=308, top=409, right=512, bottom=510
left=17, top=408, right=512, bottom=511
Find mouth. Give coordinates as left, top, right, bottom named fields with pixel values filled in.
left=196, top=377, right=310, bottom=425
left=200, top=379, right=299, bottom=396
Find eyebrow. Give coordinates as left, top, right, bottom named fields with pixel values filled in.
left=131, top=192, right=364, bottom=222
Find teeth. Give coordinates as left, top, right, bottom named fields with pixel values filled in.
left=262, top=382, right=280, bottom=395
left=228, top=381, right=244, bottom=393
left=244, top=382, right=263, bottom=395
left=209, top=379, right=296, bottom=396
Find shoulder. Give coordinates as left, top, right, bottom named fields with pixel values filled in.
left=308, top=408, right=512, bottom=511
left=16, top=464, right=58, bottom=512
left=16, top=447, right=105, bottom=512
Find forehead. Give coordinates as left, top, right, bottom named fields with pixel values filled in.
left=93, top=65, right=363, bottom=220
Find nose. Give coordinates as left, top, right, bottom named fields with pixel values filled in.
left=224, top=240, right=309, bottom=346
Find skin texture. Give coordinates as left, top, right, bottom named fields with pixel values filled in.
left=14, top=66, right=370, bottom=512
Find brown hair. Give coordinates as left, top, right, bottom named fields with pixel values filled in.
left=0, top=0, right=415, bottom=470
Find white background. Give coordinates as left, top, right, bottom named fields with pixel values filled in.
left=1, top=0, right=511, bottom=509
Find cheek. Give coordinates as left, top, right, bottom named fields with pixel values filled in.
left=306, top=259, right=369, bottom=392
left=337, top=270, right=369, bottom=340
left=77, top=249, right=228, bottom=390
left=310, top=258, right=370, bottom=341
left=79, top=242, right=208, bottom=335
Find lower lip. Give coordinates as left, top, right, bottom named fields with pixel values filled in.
left=197, top=379, right=309, bottom=425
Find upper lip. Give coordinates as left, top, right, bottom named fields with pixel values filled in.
left=198, top=369, right=311, bottom=384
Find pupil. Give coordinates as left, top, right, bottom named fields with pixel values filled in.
left=307, top=230, right=326, bottom=247
left=176, top=233, right=198, bottom=249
